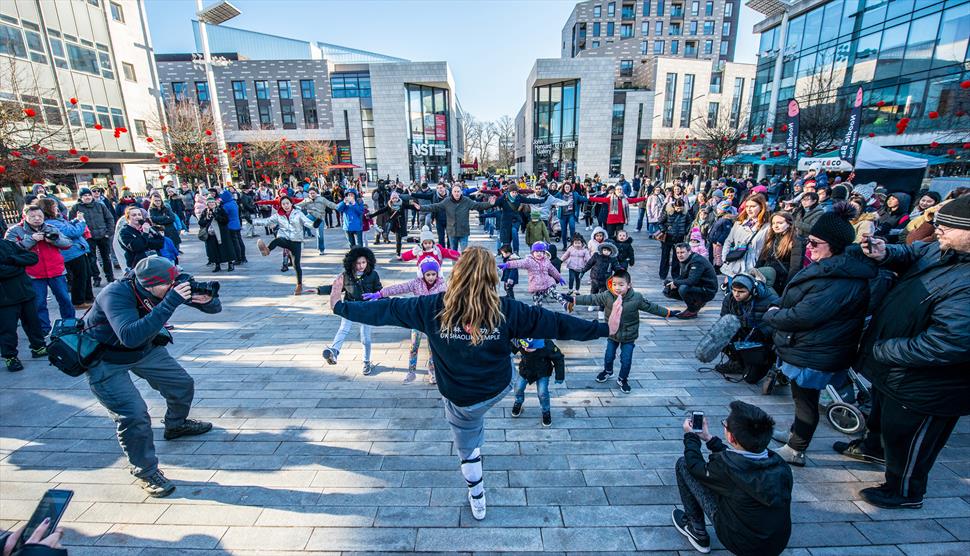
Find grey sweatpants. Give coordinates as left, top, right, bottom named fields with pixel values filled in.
left=86, top=346, right=194, bottom=477
left=443, top=383, right=512, bottom=460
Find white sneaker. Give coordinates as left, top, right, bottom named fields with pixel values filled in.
left=468, top=489, right=486, bottom=520
left=587, top=305, right=595, bottom=312
left=597, top=311, right=605, bottom=320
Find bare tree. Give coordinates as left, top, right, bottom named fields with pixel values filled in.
left=495, top=115, right=515, bottom=171
left=795, top=70, right=849, bottom=155
left=649, top=140, right=682, bottom=183
left=150, top=99, right=219, bottom=186
left=691, top=108, right=749, bottom=177
left=461, top=113, right=478, bottom=164
left=478, top=121, right=499, bottom=169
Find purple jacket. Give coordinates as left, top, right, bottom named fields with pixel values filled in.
left=506, top=255, right=562, bottom=293
left=380, top=276, right=447, bottom=297
left=561, top=245, right=592, bottom=272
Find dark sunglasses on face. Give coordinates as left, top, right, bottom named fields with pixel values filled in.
left=807, top=238, right=828, bottom=248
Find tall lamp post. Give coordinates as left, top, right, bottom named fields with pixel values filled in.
left=195, top=0, right=240, bottom=186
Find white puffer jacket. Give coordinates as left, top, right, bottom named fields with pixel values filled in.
left=255, top=208, right=317, bottom=242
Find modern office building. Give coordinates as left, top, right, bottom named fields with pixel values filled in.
left=515, top=56, right=754, bottom=178
left=0, top=0, right=165, bottom=193
left=561, top=0, right=740, bottom=88
left=155, top=24, right=464, bottom=183
left=748, top=0, right=970, bottom=151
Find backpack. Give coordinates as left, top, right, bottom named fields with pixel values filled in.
left=47, top=316, right=105, bottom=377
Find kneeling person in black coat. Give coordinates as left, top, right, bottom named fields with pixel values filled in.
left=717, top=271, right=779, bottom=382
left=510, top=338, right=565, bottom=427
left=663, top=243, right=718, bottom=318
left=673, top=400, right=793, bottom=555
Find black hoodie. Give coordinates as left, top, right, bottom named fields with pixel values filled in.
left=683, top=433, right=793, bottom=556
left=614, top=236, right=635, bottom=268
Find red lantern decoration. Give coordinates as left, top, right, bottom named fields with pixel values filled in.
left=29, top=159, right=39, bottom=167
left=899, top=117, right=910, bottom=125
left=79, top=155, right=90, bottom=163
left=205, top=129, right=213, bottom=136
left=876, top=100, right=885, bottom=107
left=183, top=156, right=191, bottom=163
left=766, top=127, right=773, bottom=133
left=69, top=97, right=78, bottom=105
left=759, top=133, right=766, bottom=138
left=963, top=143, right=970, bottom=149
left=46, top=155, right=56, bottom=161
left=68, top=148, right=78, bottom=155
left=957, top=110, right=967, bottom=117
left=760, top=155, right=767, bottom=160
left=930, top=141, right=940, bottom=148
left=0, top=165, right=5, bottom=174
left=146, top=137, right=154, bottom=143
left=947, top=149, right=956, bottom=155
left=94, top=123, right=103, bottom=130
left=23, top=108, right=36, bottom=118
left=928, top=111, right=939, bottom=119
left=780, top=124, right=788, bottom=132
left=961, top=80, right=970, bottom=89
left=868, top=132, right=875, bottom=138
left=806, top=150, right=813, bottom=156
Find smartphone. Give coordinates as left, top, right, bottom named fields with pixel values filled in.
left=14, top=489, right=73, bottom=550
left=691, top=411, right=705, bottom=433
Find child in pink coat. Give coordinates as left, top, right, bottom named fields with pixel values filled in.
left=364, top=259, right=446, bottom=384
left=560, top=233, right=592, bottom=294
left=399, top=227, right=460, bottom=276
left=500, top=242, right=570, bottom=310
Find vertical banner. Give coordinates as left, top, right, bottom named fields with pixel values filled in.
left=786, top=100, right=800, bottom=166
left=840, top=87, right=863, bottom=164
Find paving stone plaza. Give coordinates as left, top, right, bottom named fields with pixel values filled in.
left=1, top=226, right=968, bottom=555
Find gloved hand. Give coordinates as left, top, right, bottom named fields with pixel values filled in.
left=558, top=278, right=566, bottom=286
left=668, top=309, right=681, bottom=318
left=498, top=263, right=509, bottom=271
left=313, top=218, right=323, bottom=228
left=362, top=292, right=382, bottom=301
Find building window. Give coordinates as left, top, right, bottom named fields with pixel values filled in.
left=655, top=21, right=663, bottom=35
left=257, top=103, right=272, bottom=128
left=277, top=80, right=292, bottom=99
left=593, top=22, right=601, bottom=36
left=231, top=81, right=247, bottom=100
left=48, top=32, right=68, bottom=68
left=134, top=119, right=147, bottom=136
left=622, top=3, right=635, bottom=19
left=641, top=21, right=649, bottom=35
left=195, top=81, right=209, bottom=103
left=705, top=1, right=713, bottom=16
left=171, top=82, right=187, bottom=102
left=594, top=4, right=601, bottom=17
left=680, top=74, right=695, bottom=127
left=720, top=40, right=729, bottom=55
left=109, top=107, right=125, bottom=129
left=690, top=1, right=698, bottom=16
left=657, top=0, right=664, bottom=16
left=67, top=43, right=99, bottom=75
left=254, top=80, right=270, bottom=100
left=707, top=102, right=719, bottom=127
left=663, top=72, right=677, bottom=127
left=722, top=21, right=731, bottom=36
left=607, top=22, right=615, bottom=36
left=724, top=2, right=733, bottom=17
left=280, top=103, right=295, bottom=128
left=592, top=40, right=600, bottom=48
left=703, top=39, right=713, bottom=54
left=703, top=20, right=714, bottom=35
left=672, top=2, right=683, bottom=17
left=654, top=39, right=664, bottom=54
left=109, top=2, right=124, bottom=22
left=608, top=2, right=615, bottom=16
left=710, top=72, right=722, bottom=93
left=235, top=105, right=251, bottom=129
left=685, top=40, right=697, bottom=56
left=643, top=1, right=650, bottom=16
left=122, top=62, right=136, bottom=81
left=730, top=77, right=745, bottom=128
left=671, top=40, right=680, bottom=54
left=532, top=80, right=579, bottom=179
left=689, top=21, right=697, bottom=35
left=330, top=72, right=371, bottom=98
left=408, top=83, right=453, bottom=182
left=97, top=46, right=113, bottom=79
left=95, top=105, right=111, bottom=128
left=87, top=0, right=100, bottom=6
left=619, top=59, right=634, bottom=77
left=670, top=22, right=681, bottom=35
left=621, top=23, right=633, bottom=38
left=300, top=79, right=315, bottom=99
left=641, top=40, right=649, bottom=54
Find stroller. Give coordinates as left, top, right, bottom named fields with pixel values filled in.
left=821, top=368, right=871, bottom=435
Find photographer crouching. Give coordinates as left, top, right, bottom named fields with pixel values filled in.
left=84, top=255, right=221, bottom=497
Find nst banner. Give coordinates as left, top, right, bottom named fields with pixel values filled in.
left=840, top=87, right=863, bottom=164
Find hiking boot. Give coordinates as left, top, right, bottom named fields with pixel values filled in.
left=5, top=357, right=24, bottom=372
left=542, top=411, right=552, bottom=427
left=93, top=277, right=102, bottom=287
left=676, top=310, right=698, bottom=319
left=213, top=264, right=221, bottom=273
left=834, top=439, right=885, bottom=465
left=163, top=419, right=212, bottom=440
left=775, top=444, right=806, bottom=467
left=617, top=378, right=632, bottom=394
left=136, top=470, right=176, bottom=498
left=671, top=508, right=711, bottom=553
left=468, top=488, right=486, bottom=520
left=280, top=263, right=289, bottom=272
left=293, top=284, right=303, bottom=296
left=227, top=262, right=235, bottom=272
left=256, top=239, right=270, bottom=256
left=595, top=370, right=612, bottom=383
left=30, top=346, right=48, bottom=358
left=362, top=362, right=376, bottom=376
left=403, top=368, right=417, bottom=384
left=860, top=485, right=923, bottom=509
left=511, top=401, right=523, bottom=417
left=322, top=348, right=339, bottom=365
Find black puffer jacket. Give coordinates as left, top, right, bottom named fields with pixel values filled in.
left=614, top=236, right=635, bottom=268
left=659, top=209, right=690, bottom=243
left=672, top=252, right=718, bottom=294
left=323, top=246, right=382, bottom=302
left=763, top=245, right=877, bottom=371
left=855, top=242, right=970, bottom=417
left=720, top=280, right=780, bottom=333
left=70, top=199, right=116, bottom=239
left=0, top=239, right=38, bottom=306
left=581, top=242, right=619, bottom=285
left=511, top=340, right=565, bottom=384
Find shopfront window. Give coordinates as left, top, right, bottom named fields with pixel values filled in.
left=533, top=79, right=580, bottom=177
left=406, top=83, right=451, bottom=182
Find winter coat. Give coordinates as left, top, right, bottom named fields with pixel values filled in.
left=524, top=218, right=550, bottom=246
left=588, top=226, right=608, bottom=254
left=763, top=245, right=877, bottom=372
left=298, top=196, right=334, bottom=220
left=876, top=192, right=912, bottom=243
left=401, top=244, right=461, bottom=275
left=720, top=280, right=780, bottom=334
left=254, top=208, right=319, bottom=242
left=721, top=221, right=768, bottom=277
left=646, top=194, right=665, bottom=223
left=420, top=196, right=492, bottom=238
left=0, top=238, right=38, bottom=306
left=582, top=248, right=619, bottom=286
left=506, top=255, right=563, bottom=293
left=573, top=288, right=671, bottom=343
left=69, top=200, right=115, bottom=239
left=491, top=193, right=544, bottom=230
left=4, top=222, right=72, bottom=279
left=498, top=253, right=520, bottom=285
left=118, top=224, right=165, bottom=269
left=512, top=340, right=566, bottom=384
left=218, top=191, right=241, bottom=231
left=181, top=190, right=196, bottom=213
left=755, top=235, right=795, bottom=292
left=614, top=236, right=635, bottom=268
left=672, top=252, right=718, bottom=294
left=856, top=242, right=970, bottom=417
left=708, top=216, right=734, bottom=246
left=149, top=205, right=180, bottom=244
left=168, top=196, right=186, bottom=222
left=790, top=204, right=824, bottom=270
left=659, top=209, right=690, bottom=244
left=588, top=194, right=647, bottom=224
left=852, top=211, right=878, bottom=244
left=115, top=198, right=138, bottom=219
left=370, top=202, right=409, bottom=235
left=682, top=434, right=793, bottom=556
left=380, top=276, right=447, bottom=298
left=555, top=191, right=589, bottom=219
left=561, top=245, right=592, bottom=272
left=45, top=217, right=88, bottom=262
left=336, top=199, right=366, bottom=232
left=198, top=206, right=236, bottom=264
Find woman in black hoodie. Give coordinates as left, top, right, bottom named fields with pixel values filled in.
left=328, top=247, right=620, bottom=522
left=876, top=192, right=911, bottom=243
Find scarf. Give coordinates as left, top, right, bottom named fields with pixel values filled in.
left=207, top=215, right=222, bottom=244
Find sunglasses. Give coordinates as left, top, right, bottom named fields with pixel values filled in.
left=807, top=238, right=828, bottom=248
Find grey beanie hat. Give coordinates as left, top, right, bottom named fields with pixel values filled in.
left=134, top=256, right=178, bottom=287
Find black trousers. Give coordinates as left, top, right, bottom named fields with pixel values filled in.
left=663, top=284, right=714, bottom=312
left=87, top=236, right=114, bottom=282
left=788, top=380, right=821, bottom=452
left=65, top=256, right=93, bottom=304
left=867, top=387, right=958, bottom=499
left=229, top=230, right=246, bottom=262
left=268, top=238, right=303, bottom=284
left=605, top=222, right=624, bottom=238
left=0, top=299, right=46, bottom=358
left=659, top=241, right=681, bottom=279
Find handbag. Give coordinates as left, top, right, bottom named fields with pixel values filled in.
left=197, top=226, right=209, bottom=241
left=724, top=233, right=755, bottom=262
left=653, top=231, right=667, bottom=243
left=47, top=316, right=105, bottom=377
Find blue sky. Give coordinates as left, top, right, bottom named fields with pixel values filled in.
left=146, top=0, right=760, bottom=121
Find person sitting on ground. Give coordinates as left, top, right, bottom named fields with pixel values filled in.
left=717, top=270, right=779, bottom=382
left=663, top=243, right=718, bottom=319
left=672, top=400, right=793, bottom=555
left=510, top=338, right=565, bottom=427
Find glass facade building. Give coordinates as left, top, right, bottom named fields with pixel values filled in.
left=751, top=0, right=969, bottom=142
left=532, top=79, right=581, bottom=176
left=406, top=84, right=452, bottom=182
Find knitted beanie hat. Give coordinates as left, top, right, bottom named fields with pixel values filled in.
left=935, top=195, right=970, bottom=230
left=531, top=241, right=548, bottom=253
left=78, top=187, right=93, bottom=197
left=712, top=189, right=724, bottom=199
left=419, top=227, right=435, bottom=243
left=135, top=256, right=178, bottom=287
left=832, top=184, right=849, bottom=201
left=419, top=259, right=440, bottom=274
left=809, top=202, right=856, bottom=253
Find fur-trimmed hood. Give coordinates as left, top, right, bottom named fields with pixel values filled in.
left=343, top=246, right=377, bottom=276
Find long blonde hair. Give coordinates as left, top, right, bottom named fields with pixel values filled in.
left=438, top=246, right=504, bottom=345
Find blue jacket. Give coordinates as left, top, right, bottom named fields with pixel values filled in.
left=556, top=191, right=589, bottom=219
left=46, top=217, right=88, bottom=262
left=337, top=199, right=366, bottom=232
left=219, top=190, right=241, bottom=231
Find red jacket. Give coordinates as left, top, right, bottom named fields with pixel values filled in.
left=4, top=222, right=70, bottom=279
left=588, top=195, right=647, bottom=224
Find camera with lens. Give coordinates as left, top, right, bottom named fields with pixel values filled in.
left=175, top=273, right=220, bottom=297
left=44, top=231, right=60, bottom=241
